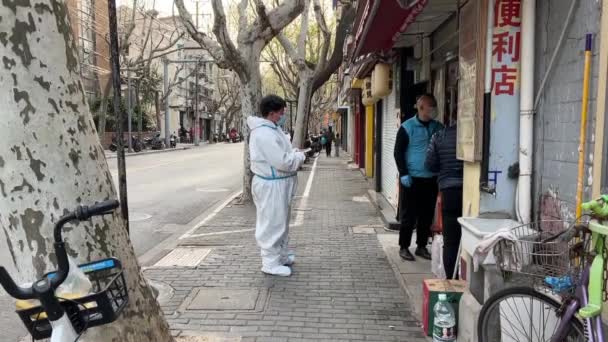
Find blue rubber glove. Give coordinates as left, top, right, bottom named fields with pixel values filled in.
left=400, top=175, right=412, bottom=187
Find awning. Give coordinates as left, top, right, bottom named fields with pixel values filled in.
left=352, top=0, right=429, bottom=59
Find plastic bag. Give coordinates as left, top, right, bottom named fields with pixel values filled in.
left=56, top=256, right=92, bottom=298
left=50, top=314, right=79, bottom=342
left=431, top=235, right=446, bottom=279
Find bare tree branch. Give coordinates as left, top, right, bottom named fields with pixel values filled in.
left=312, top=0, right=355, bottom=92
left=276, top=32, right=298, bottom=62
left=236, top=0, right=250, bottom=43
left=174, top=0, right=227, bottom=66
left=211, top=0, right=245, bottom=72
left=312, top=0, right=330, bottom=74
left=245, top=0, right=305, bottom=44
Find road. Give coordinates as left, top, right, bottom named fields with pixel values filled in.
left=108, top=142, right=244, bottom=257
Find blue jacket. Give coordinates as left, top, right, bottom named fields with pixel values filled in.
left=400, top=116, right=443, bottom=178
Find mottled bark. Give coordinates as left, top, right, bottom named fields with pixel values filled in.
left=0, top=2, right=172, bottom=341
left=292, top=72, right=314, bottom=148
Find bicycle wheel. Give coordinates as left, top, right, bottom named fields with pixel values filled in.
left=478, top=286, right=585, bottom=342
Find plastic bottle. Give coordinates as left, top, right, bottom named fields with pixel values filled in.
left=433, top=293, right=456, bottom=342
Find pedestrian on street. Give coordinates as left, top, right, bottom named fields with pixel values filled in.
left=335, top=133, right=341, bottom=157
left=248, top=95, right=306, bottom=277
left=393, top=94, right=444, bottom=261
left=324, top=128, right=335, bottom=157
left=425, top=115, right=463, bottom=279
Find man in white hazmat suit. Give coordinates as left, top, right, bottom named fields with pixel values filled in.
left=248, top=95, right=306, bottom=277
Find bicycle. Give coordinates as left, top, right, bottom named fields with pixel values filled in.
left=477, top=196, right=608, bottom=341
left=0, top=200, right=129, bottom=342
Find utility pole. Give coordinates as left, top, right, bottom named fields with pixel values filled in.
left=194, top=61, right=200, bottom=146
left=107, top=0, right=129, bottom=232
left=127, top=69, right=133, bottom=152
left=164, top=58, right=170, bottom=148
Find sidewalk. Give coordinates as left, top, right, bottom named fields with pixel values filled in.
left=144, top=153, right=427, bottom=341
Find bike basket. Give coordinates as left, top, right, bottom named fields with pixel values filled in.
left=493, top=221, right=589, bottom=291
left=16, top=258, right=128, bottom=340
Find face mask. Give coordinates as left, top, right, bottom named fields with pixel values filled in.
left=277, top=115, right=287, bottom=127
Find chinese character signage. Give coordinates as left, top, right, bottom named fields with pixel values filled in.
left=491, top=0, right=521, bottom=96
left=481, top=0, right=522, bottom=215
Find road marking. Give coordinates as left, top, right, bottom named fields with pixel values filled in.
left=152, top=247, right=211, bottom=267
left=292, top=157, right=318, bottom=227
left=129, top=212, right=152, bottom=222
left=196, top=188, right=230, bottom=193
left=185, top=228, right=254, bottom=238
left=179, top=190, right=243, bottom=239
left=303, top=157, right=318, bottom=198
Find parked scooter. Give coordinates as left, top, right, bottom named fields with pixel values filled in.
left=144, top=131, right=165, bottom=150
left=109, top=135, right=142, bottom=152
left=170, top=133, right=177, bottom=148
left=228, top=129, right=241, bottom=143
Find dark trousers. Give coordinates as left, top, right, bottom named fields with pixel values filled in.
left=325, top=143, right=332, bottom=157
left=442, top=187, right=463, bottom=279
left=398, top=177, right=438, bottom=249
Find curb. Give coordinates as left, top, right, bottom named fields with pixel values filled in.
left=138, top=189, right=243, bottom=267
left=105, top=146, right=192, bottom=159
left=366, top=189, right=401, bottom=231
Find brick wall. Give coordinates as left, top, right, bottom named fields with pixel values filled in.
left=534, top=0, right=602, bottom=220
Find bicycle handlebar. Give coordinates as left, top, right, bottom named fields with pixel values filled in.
left=0, top=200, right=120, bottom=298
left=51, top=199, right=119, bottom=289
left=582, top=195, right=608, bottom=219
left=75, top=200, right=120, bottom=221
left=0, top=267, right=33, bottom=300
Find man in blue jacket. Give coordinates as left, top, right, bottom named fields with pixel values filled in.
left=393, top=94, right=443, bottom=261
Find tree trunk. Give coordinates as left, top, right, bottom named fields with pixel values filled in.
left=238, top=63, right=262, bottom=202
left=292, top=72, right=314, bottom=148
left=155, top=90, right=161, bottom=130
left=136, top=82, right=142, bottom=140
left=0, top=3, right=173, bottom=341
left=97, top=80, right=112, bottom=138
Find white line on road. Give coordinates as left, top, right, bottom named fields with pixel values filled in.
left=292, top=157, right=318, bottom=227
left=184, top=228, right=255, bottom=238
left=179, top=190, right=243, bottom=239
left=303, top=157, right=318, bottom=198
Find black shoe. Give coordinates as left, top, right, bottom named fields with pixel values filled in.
left=415, top=247, right=432, bottom=260
left=399, top=248, right=415, bottom=261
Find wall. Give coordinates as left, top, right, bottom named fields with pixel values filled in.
left=380, top=81, right=400, bottom=208
left=348, top=104, right=355, bottom=154
left=479, top=2, right=521, bottom=217
left=463, top=162, right=481, bottom=217
left=534, top=0, right=602, bottom=221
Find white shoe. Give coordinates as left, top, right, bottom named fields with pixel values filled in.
left=261, top=265, right=292, bottom=277
left=282, top=254, right=295, bottom=266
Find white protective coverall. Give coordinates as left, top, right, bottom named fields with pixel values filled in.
left=248, top=116, right=306, bottom=275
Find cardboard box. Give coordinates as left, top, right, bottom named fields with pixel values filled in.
left=422, top=279, right=466, bottom=337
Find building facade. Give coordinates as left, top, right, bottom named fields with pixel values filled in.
left=340, top=0, right=608, bottom=336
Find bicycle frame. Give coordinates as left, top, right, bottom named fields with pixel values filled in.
left=551, top=266, right=604, bottom=342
